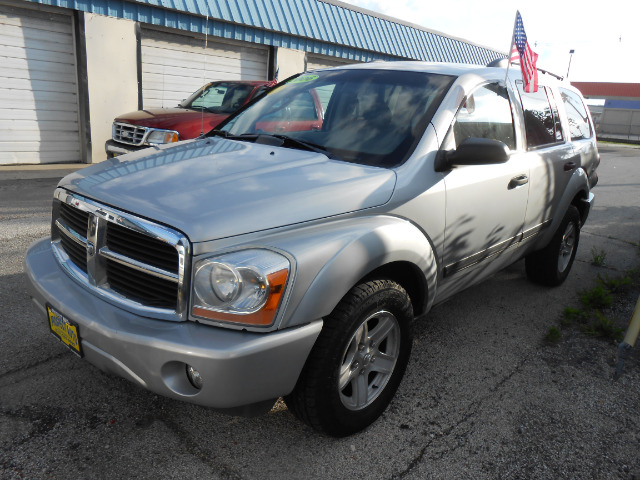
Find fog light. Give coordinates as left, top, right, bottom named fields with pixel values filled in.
left=186, top=365, right=203, bottom=389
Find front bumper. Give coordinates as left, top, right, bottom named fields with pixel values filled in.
left=105, top=139, right=146, bottom=158
left=25, top=238, right=321, bottom=412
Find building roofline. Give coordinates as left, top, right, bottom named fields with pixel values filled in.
left=18, top=0, right=505, bottom=64
left=319, top=0, right=507, bottom=55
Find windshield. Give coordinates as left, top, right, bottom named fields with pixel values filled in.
left=181, top=82, right=256, bottom=114
left=217, top=69, right=455, bottom=167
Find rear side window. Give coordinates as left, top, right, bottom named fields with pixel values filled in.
left=517, top=83, right=563, bottom=149
left=560, top=88, right=593, bottom=140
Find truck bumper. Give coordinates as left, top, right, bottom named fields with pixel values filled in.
left=105, top=139, right=146, bottom=158
left=24, top=238, right=322, bottom=413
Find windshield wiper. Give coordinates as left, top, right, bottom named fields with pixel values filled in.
left=207, top=129, right=232, bottom=138
left=207, top=131, right=264, bottom=143
left=207, top=131, right=339, bottom=159
left=265, top=134, right=338, bottom=159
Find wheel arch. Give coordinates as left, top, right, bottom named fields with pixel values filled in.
left=278, top=216, right=438, bottom=329
left=361, top=261, right=428, bottom=317
left=570, top=188, right=590, bottom=226
left=534, top=169, right=590, bottom=250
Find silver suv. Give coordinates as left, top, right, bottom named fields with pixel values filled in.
left=25, top=61, right=598, bottom=436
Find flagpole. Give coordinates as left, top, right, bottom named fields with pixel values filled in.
left=504, top=10, right=518, bottom=85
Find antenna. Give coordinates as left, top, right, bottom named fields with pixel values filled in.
left=200, top=6, right=210, bottom=137
left=566, top=49, right=575, bottom=78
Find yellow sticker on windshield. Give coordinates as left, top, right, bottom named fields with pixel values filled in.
left=288, top=74, right=319, bottom=84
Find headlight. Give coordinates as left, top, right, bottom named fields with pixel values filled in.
left=192, top=249, right=290, bottom=327
left=146, top=129, right=179, bottom=145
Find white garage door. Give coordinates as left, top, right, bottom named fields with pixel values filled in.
left=0, top=5, right=81, bottom=165
left=306, top=54, right=358, bottom=72
left=141, top=29, right=269, bottom=109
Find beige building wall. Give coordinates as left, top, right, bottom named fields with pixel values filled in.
left=274, top=47, right=306, bottom=80
left=84, top=13, right=138, bottom=163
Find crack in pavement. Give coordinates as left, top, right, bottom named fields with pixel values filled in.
left=1, top=385, right=244, bottom=480
left=134, top=396, right=246, bottom=480
left=0, top=352, right=67, bottom=385
left=390, top=354, right=532, bottom=479
left=582, top=230, right=639, bottom=247
left=160, top=416, right=246, bottom=480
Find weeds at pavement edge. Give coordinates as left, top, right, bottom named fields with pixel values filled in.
left=590, top=247, right=607, bottom=266
left=546, top=268, right=640, bottom=344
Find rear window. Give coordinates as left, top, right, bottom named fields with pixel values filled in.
left=560, top=88, right=593, bottom=140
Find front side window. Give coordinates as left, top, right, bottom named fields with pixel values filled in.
left=560, top=88, right=593, bottom=140
left=218, top=69, right=455, bottom=167
left=517, top=83, right=563, bottom=149
left=450, top=82, right=516, bottom=150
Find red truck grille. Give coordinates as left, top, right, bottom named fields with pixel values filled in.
left=113, top=122, right=148, bottom=146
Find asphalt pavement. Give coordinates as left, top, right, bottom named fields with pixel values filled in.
left=1, top=144, right=639, bottom=479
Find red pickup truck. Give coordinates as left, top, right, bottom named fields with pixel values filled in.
left=105, top=80, right=269, bottom=158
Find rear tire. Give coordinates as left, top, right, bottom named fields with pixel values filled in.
left=285, top=279, right=413, bottom=437
left=525, top=205, right=580, bottom=286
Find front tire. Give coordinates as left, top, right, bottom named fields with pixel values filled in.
left=525, top=205, right=581, bottom=286
left=285, top=279, right=413, bottom=437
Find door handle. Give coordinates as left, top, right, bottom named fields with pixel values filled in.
left=508, top=174, right=529, bottom=190
left=564, top=161, right=577, bottom=171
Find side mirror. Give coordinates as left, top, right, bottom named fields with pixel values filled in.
left=435, top=137, right=510, bottom=171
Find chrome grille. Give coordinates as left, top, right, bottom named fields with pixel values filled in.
left=58, top=203, right=89, bottom=272
left=59, top=229, right=88, bottom=272
left=113, top=122, right=148, bottom=146
left=106, top=222, right=179, bottom=272
left=51, top=189, right=190, bottom=321
left=106, top=258, right=178, bottom=309
left=60, top=202, right=89, bottom=237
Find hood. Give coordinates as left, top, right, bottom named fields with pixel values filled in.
left=60, top=138, right=397, bottom=243
left=115, top=108, right=228, bottom=135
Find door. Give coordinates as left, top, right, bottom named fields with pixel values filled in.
left=440, top=82, right=528, bottom=280
left=0, top=4, right=81, bottom=164
left=141, top=28, right=269, bottom=109
left=515, top=83, right=576, bottom=240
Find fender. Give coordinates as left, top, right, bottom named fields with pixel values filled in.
left=262, top=215, right=439, bottom=330
left=532, top=167, right=590, bottom=250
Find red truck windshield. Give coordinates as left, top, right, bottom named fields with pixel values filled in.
left=181, top=82, right=257, bottom=114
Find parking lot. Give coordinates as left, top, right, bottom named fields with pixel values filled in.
left=1, top=144, right=639, bottom=479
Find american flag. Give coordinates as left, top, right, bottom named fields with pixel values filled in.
left=511, top=11, right=538, bottom=93
left=265, top=67, right=279, bottom=87
left=509, top=45, right=520, bottom=63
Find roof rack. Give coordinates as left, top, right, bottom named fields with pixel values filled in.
left=486, top=58, right=565, bottom=81
left=537, top=67, right=564, bottom=81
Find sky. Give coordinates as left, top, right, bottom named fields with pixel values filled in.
left=339, top=0, right=639, bottom=83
